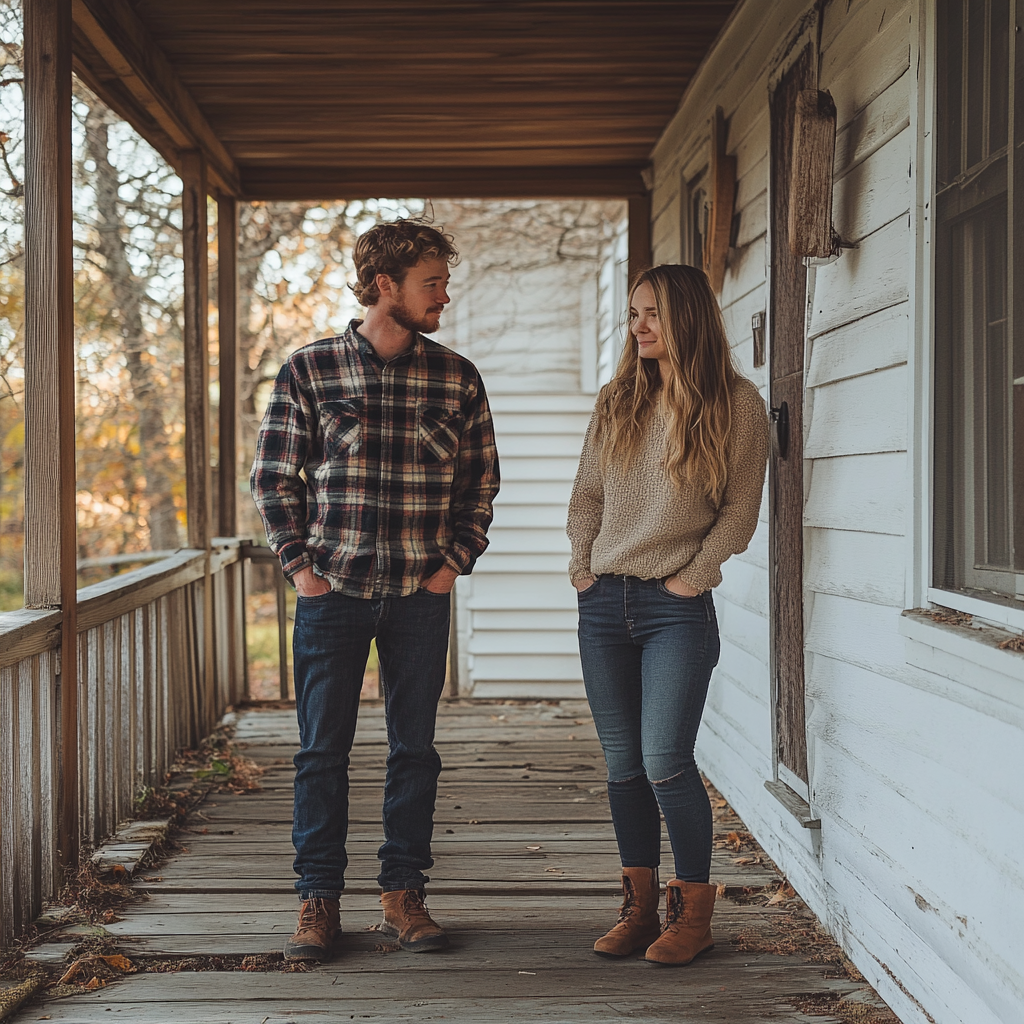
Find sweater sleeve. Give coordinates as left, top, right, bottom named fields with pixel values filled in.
left=676, top=380, right=769, bottom=593
left=566, top=409, right=604, bottom=584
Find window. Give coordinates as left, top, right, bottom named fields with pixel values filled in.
left=681, top=170, right=708, bottom=269
left=934, top=0, right=1023, bottom=603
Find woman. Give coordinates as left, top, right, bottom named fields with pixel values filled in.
left=567, top=264, right=768, bottom=965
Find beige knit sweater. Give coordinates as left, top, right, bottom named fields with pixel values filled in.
left=567, top=376, right=769, bottom=593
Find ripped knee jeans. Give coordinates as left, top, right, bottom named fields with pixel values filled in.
left=576, top=575, right=720, bottom=882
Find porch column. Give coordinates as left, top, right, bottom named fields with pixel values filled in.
left=216, top=196, right=239, bottom=539
left=627, top=194, right=652, bottom=284
left=23, top=0, right=78, bottom=868
left=181, top=150, right=211, bottom=550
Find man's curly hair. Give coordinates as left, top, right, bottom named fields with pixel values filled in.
left=350, top=219, right=459, bottom=306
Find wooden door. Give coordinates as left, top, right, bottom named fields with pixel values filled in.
left=768, top=47, right=813, bottom=786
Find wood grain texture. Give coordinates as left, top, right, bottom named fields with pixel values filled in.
left=705, top=107, right=736, bottom=291
left=216, top=197, right=239, bottom=538
left=71, top=0, right=240, bottom=194
left=181, top=151, right=212, bottom=551
left=768, top=48, right=812, bottom=785
left=18, top=701, right=896, bottom=1022
left=787, top=91, right=836, bottom=259
left=69, top=3, right=736, bottom=199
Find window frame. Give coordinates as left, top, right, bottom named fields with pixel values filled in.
left=927, top=0, right=1024, bottom=617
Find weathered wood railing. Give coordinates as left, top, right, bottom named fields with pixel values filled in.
left=0, top=539, right=251, bottom=948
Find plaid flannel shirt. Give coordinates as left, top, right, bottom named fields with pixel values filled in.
left=250, top=320, right=500, bottom=598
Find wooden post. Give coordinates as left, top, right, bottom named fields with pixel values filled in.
left=181, top=151, right=212, bottom=551
left=627, top=194, right=652, bottom=286
left=704, top=107, right=737, bottom=293
left=181, top=151, right=215, bottom=726
left=217, top=196, right=239, bottom=539
left=23, top=0, right=78, bottom=871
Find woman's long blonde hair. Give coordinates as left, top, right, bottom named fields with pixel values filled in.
left=595, top=264, right=737, bottom=505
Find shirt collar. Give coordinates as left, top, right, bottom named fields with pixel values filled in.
left=349, top=319, right=423, bottom=364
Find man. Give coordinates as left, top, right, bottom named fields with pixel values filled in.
left=250, top=219, right=499, bottom=960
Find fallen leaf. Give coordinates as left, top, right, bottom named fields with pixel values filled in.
left=100, top=954, right=134, bottom=972
left=998, top=634, right=1024, bottom=651
left=716, top=883, right=727, bottom=898
left=83, top=977, right=104, bottom=991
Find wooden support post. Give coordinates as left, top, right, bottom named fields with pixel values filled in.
left=23, top=0, right=78, bottom=871
left=181, top=151, right=212, bottom=551
left=181, top=151, right=215, bottom=725
left=217, top=196, right=239, bottom=539
left=627, top=194, right=652, bottom=286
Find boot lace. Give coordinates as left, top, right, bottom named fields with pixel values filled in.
left=616, top=876, right=638, bottom=923
left=401, top=889, right=432, bottom=922
left=299, top=898, right=332, bottom=927
left=663, top=886, right=683, bottom=926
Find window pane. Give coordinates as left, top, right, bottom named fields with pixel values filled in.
left=977, top=202, right=1010, bottom=569
left=989, top=0, right=1010, bottom=153
left=937, top=0, right=965, bottom=183
left=966, top=0, right=987, bottom=168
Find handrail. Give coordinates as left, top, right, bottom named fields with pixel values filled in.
left=0, top=607, right=63, bottom=669
left=0, top=543, right=246, bottom=664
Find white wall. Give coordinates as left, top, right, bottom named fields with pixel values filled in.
left=649, top=3, right=1024, bottom=1023
left=433, top=200, right=627, bottom=697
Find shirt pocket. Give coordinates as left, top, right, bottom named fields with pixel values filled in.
left=319, top=399, right=362, bottom=457
left=418, top=402, right=464, bottom=464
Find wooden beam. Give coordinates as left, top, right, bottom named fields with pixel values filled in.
left=23, top=0, right=79, bottom=872
left=240, top=164, right=650, bottom=201
left=704, top=106, right=736, bottom=293
left=627, top=194, right=652, bottom=285
left=181, top=151, right=212, bottom=550
left=216, top=197, right=239, bottom=538
left=71, top=0, right=241, bottom=196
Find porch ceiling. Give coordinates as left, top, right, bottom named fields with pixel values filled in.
left=70, top=0, right=739, bottom=200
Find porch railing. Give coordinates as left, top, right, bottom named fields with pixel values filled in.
left=0, top=538, right=259, bottom=948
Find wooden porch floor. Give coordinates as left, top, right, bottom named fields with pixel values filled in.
left=18, top=701, right=890, bottom=1023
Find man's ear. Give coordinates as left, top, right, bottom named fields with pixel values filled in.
left=375, top=272, right=397, bottom=298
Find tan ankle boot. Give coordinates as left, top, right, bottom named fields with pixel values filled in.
left=379, top=889, right=449, bottom=952
left=644, top=879, right=716, bottom=965
left=284, top=897, right=340, bottom=960
left=593, top=867, right=661, bottom=957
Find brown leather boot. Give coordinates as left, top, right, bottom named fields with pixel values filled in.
left=379, top=889, right=449, bottom=952
left=593, top=867, right=661, bottom=957
left=644, top=879, right=716, bottom=965
left=283, top=897, right=340, bottom=960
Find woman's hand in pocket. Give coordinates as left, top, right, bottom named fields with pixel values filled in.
left=573, top=575, right=597, bottom=593
left=663, top=575, right=700, bottom=598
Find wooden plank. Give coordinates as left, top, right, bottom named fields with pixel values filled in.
left=0, top=609, right=62, bottom=668
left=216, top=196, right=239, bottom=537
left=182, top=151, right=212, bottom=551
left=803, top=451, right=907, bottom=535
left=71, top=0, right=241, bottom=195
left=242, top=164, right=650, bottom=201
left=23, top=0, right=80, bottom=888
left=804, top=364, right=908, bottom=459
left=806, top=301, right=908, bottom=388
left=627, top=193, right=652, bottom=282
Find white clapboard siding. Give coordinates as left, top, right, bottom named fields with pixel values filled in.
left=647, top=2, right=1024, bottom=1022
left=458, top=393, right=593, bottom=699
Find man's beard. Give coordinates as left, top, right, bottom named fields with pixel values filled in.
left=390, top=297, right=441, bottom=335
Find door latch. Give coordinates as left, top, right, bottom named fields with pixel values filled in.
left=770, top=402, right=789, bottom=459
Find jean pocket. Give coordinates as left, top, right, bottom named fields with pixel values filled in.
left=656, top=579, right=700, bottom=601
left=296, top=589, right=334, bottom=601
left=576, top=577, right=601, bottom=599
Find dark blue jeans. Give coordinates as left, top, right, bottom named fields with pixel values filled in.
left=290, top=588, right=451, bottom=898
left=577, top=575, right=720, bottom=883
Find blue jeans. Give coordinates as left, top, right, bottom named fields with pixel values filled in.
left=577, top=575, right=720, bottom=883
left=290, top=588, right=451, bottom=898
